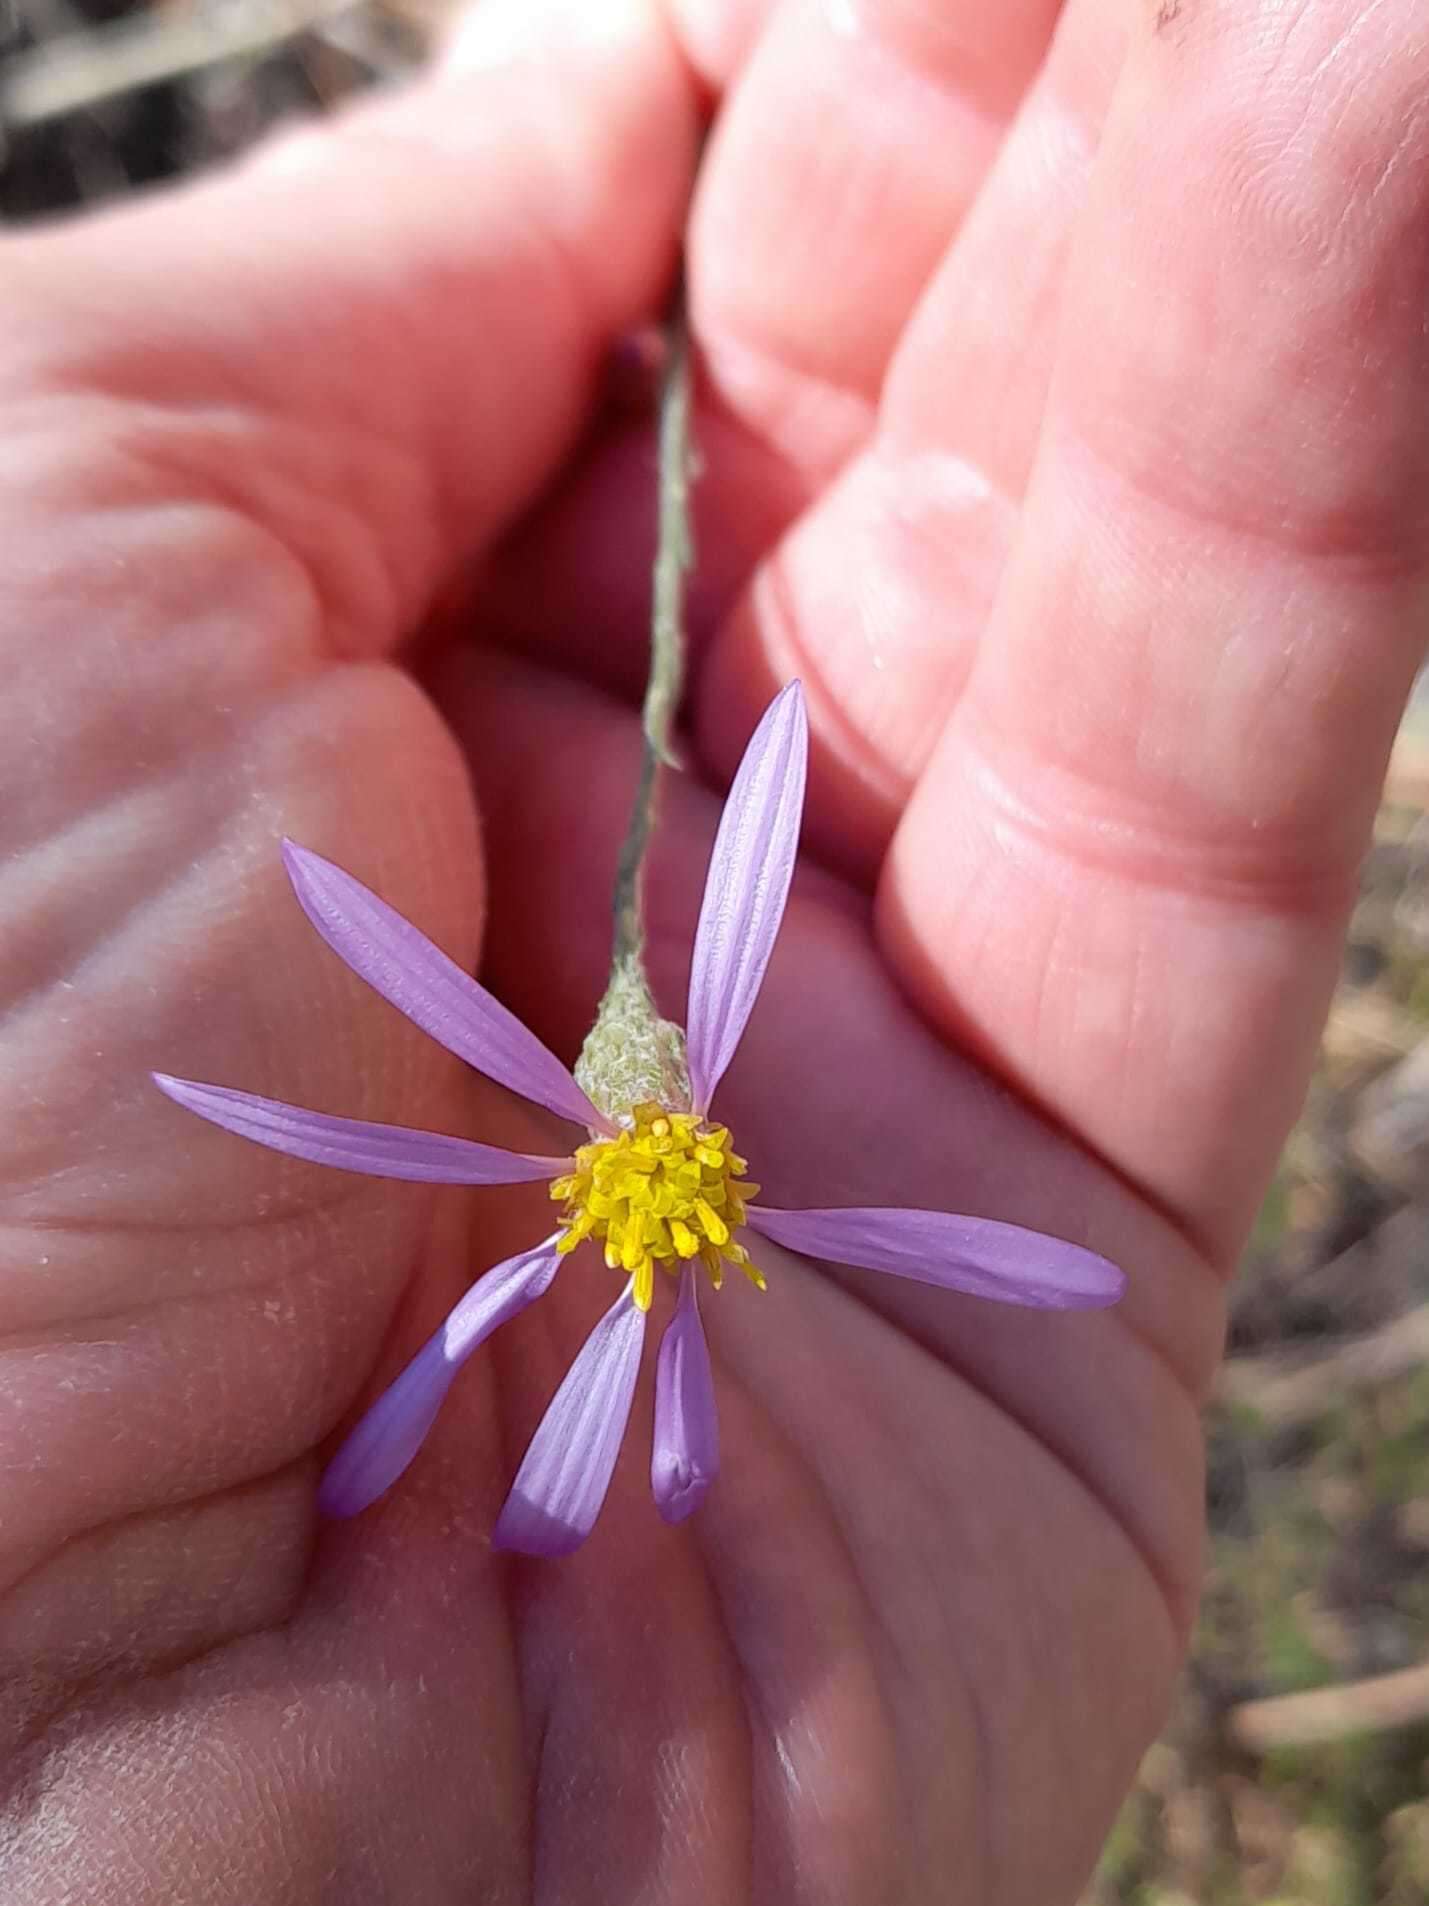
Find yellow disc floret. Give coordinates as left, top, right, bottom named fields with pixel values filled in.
left=550, top=1102, right=766, bottom=1311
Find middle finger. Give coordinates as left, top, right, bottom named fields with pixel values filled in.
left=698, top=0, right=1130, bottom=878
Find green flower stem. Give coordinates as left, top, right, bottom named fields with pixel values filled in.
left=575, top=283, right=698, bottom=1123
left=610, top=284, right=694, bottom=969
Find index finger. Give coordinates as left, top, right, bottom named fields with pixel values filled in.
left=883, top=0, right=1429, bottom=1263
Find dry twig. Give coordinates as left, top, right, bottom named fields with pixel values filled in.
left=1229, top=1661, right=1429, bottom=1752
left=1217, top=1300, right=1429, bottom=1429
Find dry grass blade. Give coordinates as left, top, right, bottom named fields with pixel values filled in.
left=0, top=0, right=359, bottom=133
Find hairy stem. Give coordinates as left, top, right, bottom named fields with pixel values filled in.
left=610, top=286, right=694, bottom=968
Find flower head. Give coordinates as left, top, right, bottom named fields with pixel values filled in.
left=155, top=683, right=1124, bottom=1556
left=552, top=1101, right=763, bottom=1310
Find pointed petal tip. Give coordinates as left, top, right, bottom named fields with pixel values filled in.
left=280, top=837, right=347, bottom=918
left=280, top=834, right=317, bottom=869
left=764, top=676, right=808, bottom=738
left=279, top=835, right=319, bottom=889
left=151, top=1070, right=212, bottom=1111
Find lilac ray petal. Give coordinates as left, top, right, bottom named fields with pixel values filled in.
left=152, top=1073, right=566, bottom=1185
left=492, top=1286, right=647, bottom=1558
left=651, top=1267, right=719, bottom=1524
left=744, top=1205, right=1126, bottom=1310
left=281, top=841, right=603, bottom=1130
left=685, top=682, right=808, bottom=1112
left=319, top=1237, right=562, bottom=1517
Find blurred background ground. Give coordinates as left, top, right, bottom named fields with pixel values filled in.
left=3, top=10, right=1427, bottom=1901
left=0, top=0, right=426, bottom=214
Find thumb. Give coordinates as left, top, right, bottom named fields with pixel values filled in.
left=0, top=0, right=697, bottom=657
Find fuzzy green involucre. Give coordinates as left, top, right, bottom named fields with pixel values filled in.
left=575, top=950, right=691, bottom=1124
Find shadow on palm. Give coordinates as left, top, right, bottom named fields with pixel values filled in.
left=103, top=654, right=1208, bottom=1900
left=0, top=626, right=1205, bottom=1906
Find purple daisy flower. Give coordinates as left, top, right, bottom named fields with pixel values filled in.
left=154, top=684, right=1124, bottom=1557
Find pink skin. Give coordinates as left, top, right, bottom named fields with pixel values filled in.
left=0, top=0, right=1425, bottom=1901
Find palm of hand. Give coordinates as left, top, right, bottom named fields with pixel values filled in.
left=3, top=2, right=1425, bottom=1901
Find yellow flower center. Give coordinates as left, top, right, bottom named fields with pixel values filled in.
left=550, top=1102, right=765, bottom=1312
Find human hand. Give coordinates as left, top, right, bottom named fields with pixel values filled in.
left=2, top=2, right=1425, bottom=1901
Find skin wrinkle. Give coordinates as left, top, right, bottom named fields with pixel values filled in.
left=0, top=1199, right=392, bottom=1567
left=694, top=328, right=877, bottom=488
left=868, top=886, right=1230, bottom=1370
left=1110, top=923, right=1149, bottom=1183
left=1362, top=96, right=1429, bottom=212
left=0, top=664, right=483, bottom=1317
left=0, top=1464, right=315, bottom=1756
left=0, top=496, right=323, bottom=721
left=1303, top=0, right=1393, bottom=92
left=0, top=817, right=273, bottom=1049
left=743, top=445, right=1011, bottom=833
left=0, top=1182, right=362, bottom=1243
left=1057, top=406, right=1429, bottom=587
left=515, top=1519, right=696, bottom=1902
left=951, top=720, right=1367, bottom=920
left=5, top=0, right=1426, bottom=1894
left=755, top=556, right=908, bottom=800
left=0, top=782, right=255, bottom=1003
left=109, top=426, right=421, bottom=665
left=0, top=1122, right=432, bottom=1340
left=1060, top=55, right=1429, bottom=564
left=6, top=386, right=428, bottom=668
left=769, top=1412, right=903, bottom=1886
left=0, top=1193, right=392, bottom=1352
